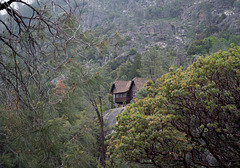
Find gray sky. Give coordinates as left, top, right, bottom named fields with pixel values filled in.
left=0, top=0, right=34, bottom=15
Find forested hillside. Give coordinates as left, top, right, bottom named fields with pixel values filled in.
left=77, top=0, right=240, bottom=80
left=0, top=0, right=239, bottom=167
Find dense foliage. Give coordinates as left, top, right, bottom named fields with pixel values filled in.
left=108, top=45, right=240, bottom=167
left=0, top=1, right=104, bottom=167
left=1, top=0, right=240, bottom=167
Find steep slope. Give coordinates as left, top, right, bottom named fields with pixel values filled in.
left=81, top=0, right=240, bottom=56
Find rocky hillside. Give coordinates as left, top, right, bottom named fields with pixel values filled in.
left=81, top=0, right=240, bottom=61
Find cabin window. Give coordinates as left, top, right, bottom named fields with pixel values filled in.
left=115, top=93, right=127, bottom=98
left=113, top=94, right=116, bottom=100
left=133, top=92, right=136, bottom=98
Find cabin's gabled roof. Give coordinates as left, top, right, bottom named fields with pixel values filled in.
left=110, top=77, right=149, bottom=94
left=110, top=80, right=132, bottom=94
left=132, top=77, right=149, bottom=91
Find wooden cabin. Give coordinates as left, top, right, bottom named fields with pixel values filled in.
left=110, top=77, right=149, bottom=105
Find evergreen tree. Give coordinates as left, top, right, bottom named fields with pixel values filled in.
left=129, top=54, right=141, bottom=79
left=139, top=47, right=171, bottom=79
left=68, top=63, right=111, bottom=168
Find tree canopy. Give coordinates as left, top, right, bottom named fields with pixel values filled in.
left=108, top=45, right=240, bottom=167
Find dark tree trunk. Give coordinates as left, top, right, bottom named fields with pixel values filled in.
left=100, top=115, right=106, bottom=168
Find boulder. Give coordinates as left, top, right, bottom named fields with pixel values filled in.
left=103, top=107, right=125, bottom=135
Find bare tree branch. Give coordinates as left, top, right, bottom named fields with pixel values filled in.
left=0, top=0, right=17, bottom=11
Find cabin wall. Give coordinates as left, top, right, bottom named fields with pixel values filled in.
left=114, top=92, right=131, bottom=104
left=131, top=84, right=137, bottom=99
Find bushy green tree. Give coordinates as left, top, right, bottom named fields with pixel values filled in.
left=108, top=45, right=240, bottom=167
left=139, top=47, right=171, bottom=80
left=187, top=36, right=229, bottom=56
left=187, top=38, right=212, bottom=55
left=113, top=54, right=141, bottom=80
left=129, top=54, right=141, bottom=78
left=116, top=61, right=133, bottom=80
left=68, top=63, right=111, bottom=168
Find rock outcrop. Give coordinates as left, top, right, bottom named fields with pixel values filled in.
left=103, top=107, right=125, bottom=135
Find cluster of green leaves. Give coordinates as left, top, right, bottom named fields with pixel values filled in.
left=139, top=47, right=173, bottom=80
left=108, top=45, right=240, bottom=167
left=108, top=101, right=189, bottom=167
left=111, top=54, right=141, bottom=80
left=187, top=35, right=229, bottom=56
